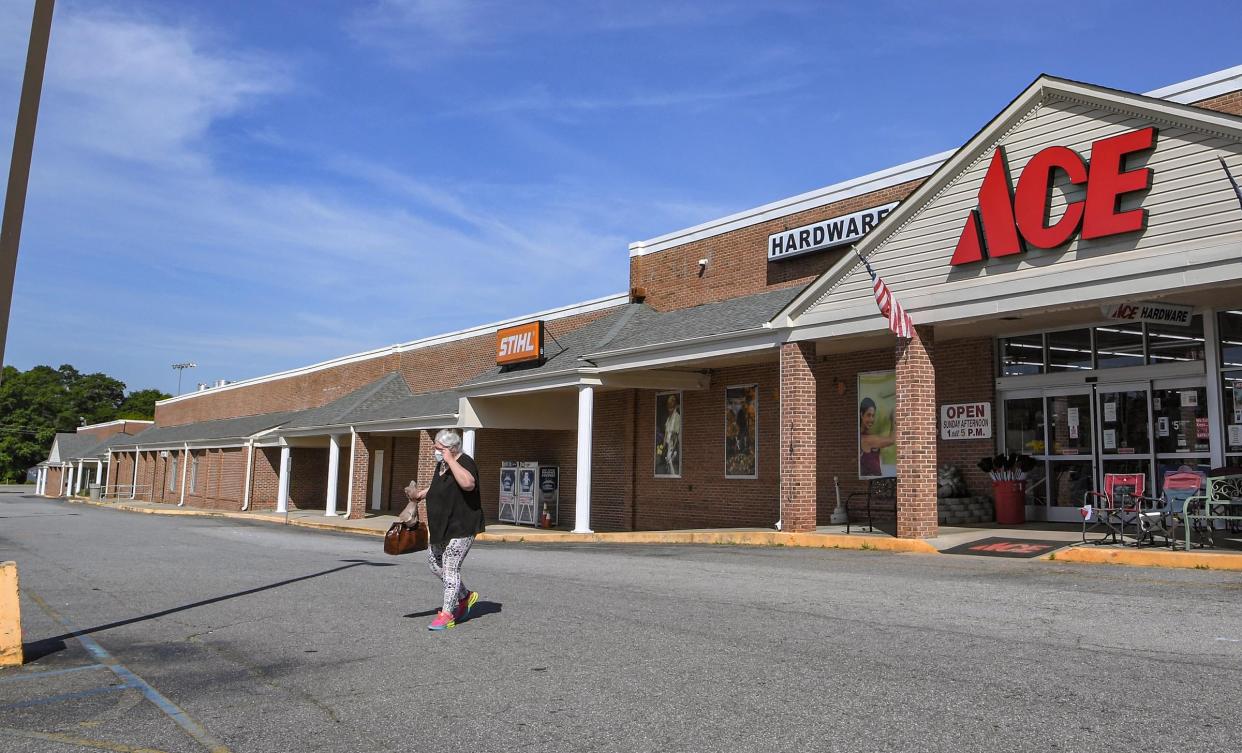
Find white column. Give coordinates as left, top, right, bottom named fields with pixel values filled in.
left=178, top=445, right=189, bottom=506
left=36, top=468, right=43, bottom=495
left=66, top=465, right=74, bottom=496
left=325, top=434, right=341, bottom=516
left=276, top=445, right=291, bottom=513
left=574, top=384, right=594, bottom=534
left=103, top=454, right=112, bottom=495
left=241, top=441, right=254, bottom=510
left=95, top=459, right=104, bottom=493
left=76, top=459, right=85, bottom=493
left=131, top=449, right=140, bottom=499
left=462, top=428, right=477, bottom=457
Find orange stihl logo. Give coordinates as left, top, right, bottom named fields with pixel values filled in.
left=496, top=322, right=543, bottom=365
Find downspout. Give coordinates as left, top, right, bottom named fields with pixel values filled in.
left=178, top=442, right=189, bottom=506
left=345, top=428, right=357, bottom=520
left=241, top=438, right=255, bottom=511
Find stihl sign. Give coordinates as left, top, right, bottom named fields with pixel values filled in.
left=495, top=321, right=545, bottom=366
left=951, top=127, right=1157, bottom=266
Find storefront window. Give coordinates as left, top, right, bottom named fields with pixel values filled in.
left=1098, top=389, right=1149, bottom=455
left=1095, top=324, right=1145, bottom=369
left=1152, top=386, right=1209, bottom=454
left=1219, top=310, right=1242, bottom=370
left=1147, top=315, right=1204, bottom=365
left=1101, top=458, right=1151, bottom=493
left=1046, top=328, right=1092, bottom=372
left=1003, top=397, right=1044, bottom=456
left=1000, top=334, right=1044, bottom=376
left=1224, top=370, right=1242, bottom=457
left=1046, top=393, right=1091, bottom=456
left=1048, top=461, right=1092, bottom=507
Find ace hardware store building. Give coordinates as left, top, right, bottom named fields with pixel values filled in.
left=36, top=65, right=1242, bottom=539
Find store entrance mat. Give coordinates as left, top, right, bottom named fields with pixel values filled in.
left=941, top=537, right=1070, bottom=558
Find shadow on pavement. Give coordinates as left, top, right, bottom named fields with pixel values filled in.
left=38, top=559, right=397, bottom=645
left=404, top=601, right=502, bottom=621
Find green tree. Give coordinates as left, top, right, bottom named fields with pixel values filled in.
left=0, top=364, right=167, bottom=483
left=118, top=388, right=170, bottom=419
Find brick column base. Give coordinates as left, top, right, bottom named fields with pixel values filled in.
left=896, top=325, right=938, bottom=539
left=780, top=341, right=818, bottom=533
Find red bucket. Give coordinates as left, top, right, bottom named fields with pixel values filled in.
left=992, top=480, right=1027, bottom=525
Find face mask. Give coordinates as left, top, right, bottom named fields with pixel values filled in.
left=433, top=450, right=444, bottom=463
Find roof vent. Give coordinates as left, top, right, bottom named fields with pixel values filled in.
left=214, top=379, right=230, bottom=388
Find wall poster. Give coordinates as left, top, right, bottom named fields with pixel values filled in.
left=858, top=370, right=897, bottom=479
left=655, top=391, right=683, bottom=478
left=725, top=385, right=758, bottom=479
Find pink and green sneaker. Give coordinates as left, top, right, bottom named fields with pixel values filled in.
left=453, top=591, right=479, bottom=623
left=427, top=610, right=456, bottom=631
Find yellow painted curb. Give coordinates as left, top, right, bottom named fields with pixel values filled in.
left=476, top=529, right=938, bottom=553
left=1, top=561, right=22, bottom=666
left=1051, top=546, right=1242, bottom=571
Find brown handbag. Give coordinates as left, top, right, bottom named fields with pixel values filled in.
left=384, top=520, right=428, bottom=555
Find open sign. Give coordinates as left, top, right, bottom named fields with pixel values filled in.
left=941, top=402, right=992, bottom=440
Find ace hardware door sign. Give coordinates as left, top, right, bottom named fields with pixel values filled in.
left=950, top=127, right=1157, bottom=266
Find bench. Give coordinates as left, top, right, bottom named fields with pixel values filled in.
left=1182, top=472, right=1242, bottom=551
left=845, top=477, right=896, bottom=534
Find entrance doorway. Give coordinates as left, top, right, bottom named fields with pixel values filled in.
left=1002, top=377, right=1211, bottom=522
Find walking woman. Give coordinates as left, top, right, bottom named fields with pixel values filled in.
left=398, top=429, right=485, bottom=630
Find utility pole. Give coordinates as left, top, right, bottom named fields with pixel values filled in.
left=0, top=0, right=55, bottom=382
left=172, top=362, right=197, bottom=395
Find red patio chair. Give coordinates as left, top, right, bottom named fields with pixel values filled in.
left=1080, top=473, right=1145, bottom=545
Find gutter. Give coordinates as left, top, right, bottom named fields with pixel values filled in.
left=584, top=326, right=781, bottom=365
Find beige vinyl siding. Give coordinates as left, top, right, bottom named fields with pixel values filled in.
left=800, top=95, right=1242, bottom=331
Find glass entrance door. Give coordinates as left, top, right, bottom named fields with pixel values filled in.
left=1044, top=388, right=1095, bottom=521
left=1096, top=382, right=1154, bottom=498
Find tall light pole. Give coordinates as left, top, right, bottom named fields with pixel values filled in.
left=0, top=0, right=55, bottom=382
left=172, top=362, right=196, bottom=395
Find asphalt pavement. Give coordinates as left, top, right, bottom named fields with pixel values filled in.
left=1, top=490, right=1240, bottom=752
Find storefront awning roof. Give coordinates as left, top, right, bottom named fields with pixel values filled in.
left=108, top=411, right=297, bottom=449
left=279, top=372, right=458, bottom=431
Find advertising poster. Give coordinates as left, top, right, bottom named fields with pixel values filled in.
left=498, top=462, right=517, bottom=523
left=655, top=391, right=683, bottom=478
left=857, top=370, right=896, bottom=479
left=725, top=385, right=758, bottom=479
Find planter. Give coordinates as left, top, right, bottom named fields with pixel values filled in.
left=991, top=480, right=1026, bottom=525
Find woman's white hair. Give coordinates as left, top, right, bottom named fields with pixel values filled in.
left=434, top=429, right=463, bottom=452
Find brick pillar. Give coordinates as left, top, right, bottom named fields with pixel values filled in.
left=896, top=325, right=938, bottom=539
left=780, top=341, right=818, bottom=533
left=347, top=432, right=372, bottom=520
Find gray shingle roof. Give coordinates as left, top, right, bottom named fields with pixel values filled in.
left=108, top=411, right=297, bottom=448
left=280, top=373, right=457, bottom=430
left=52, top=432, right=98, bottom=461
left=589, top=286, right=801, bottom=354
left=462, top=306, right=644, bottom=386
left=463, top=287, right=802, bottom=388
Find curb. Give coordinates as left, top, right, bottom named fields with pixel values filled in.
left=475, top=529, right=938, bottom=553
left=1049, top=546, right=1242, bottom=571
left=44, top=495, right=1242, bottom=568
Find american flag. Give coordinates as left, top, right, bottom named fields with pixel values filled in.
left=860, top=253, right=913, bottom=339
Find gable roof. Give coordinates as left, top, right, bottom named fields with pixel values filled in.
left=774, top=74, right=1242, bottom=334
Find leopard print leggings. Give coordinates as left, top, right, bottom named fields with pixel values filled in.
left=427, top=536, right=474, bottom=614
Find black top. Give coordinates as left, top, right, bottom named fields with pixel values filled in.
left=426, top=453, right=486, bottom=546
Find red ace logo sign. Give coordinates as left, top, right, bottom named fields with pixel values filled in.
left=950, top=127, right=1157, bottom=266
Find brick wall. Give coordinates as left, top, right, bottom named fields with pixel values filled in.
left=778, top=344, right=817, bottom=532
left=45, top=467, right=63, bottom=496
left=289, top=448, right=329, bottom=511
left=1193, top=90, right=1242, bottom=116
left=251, top=448, right=280, bottom=511
left=474, top=428, right=578, bottom=526
left=181, top=447, right=248, bottom=511
left=934, top=338, right=996, bottom=499
left=153, top=308, right=614, bottom=427
left=630, top=181, right=923, bottom=312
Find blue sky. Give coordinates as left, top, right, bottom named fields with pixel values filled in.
left=1, top=0, right=1239, bottom=396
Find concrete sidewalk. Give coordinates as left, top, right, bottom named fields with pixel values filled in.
left=34, top=491, right=1242, bottom=571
